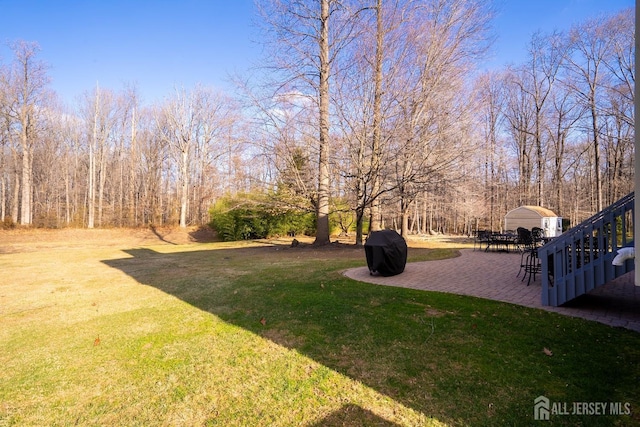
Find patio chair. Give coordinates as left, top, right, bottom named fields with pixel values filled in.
left=473, top=230, right=491, bottom=251
left=516, top=227, right=535, bottom=277
left=523, top=247, right=542, bottom=285
left=532, top=227, right=544, bottom=246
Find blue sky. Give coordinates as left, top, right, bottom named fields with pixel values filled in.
left=0, top=0, right=634, bottom=106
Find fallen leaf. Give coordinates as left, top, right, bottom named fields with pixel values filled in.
left=543, top=347, right=553, bottom=356
left=94, top=336, right=101, bottom=346
left=260, top=317, right=266, bottom=326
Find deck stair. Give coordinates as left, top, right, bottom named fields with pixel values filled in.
left=538, top=192, right=635, bottom=306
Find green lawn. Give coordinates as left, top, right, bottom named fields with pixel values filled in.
left=1, top=234, right=639, bottom=426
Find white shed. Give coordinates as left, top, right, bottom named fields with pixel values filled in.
left=504, top=206, right=563, bottom=237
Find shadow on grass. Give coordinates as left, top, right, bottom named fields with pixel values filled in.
left=148, top=224, right=220, bottom=244
left=309, top=404, right=402, bottom=426
left=102, top=243, right=640, bottom=426
left=149, top=225, right=178, bottom=245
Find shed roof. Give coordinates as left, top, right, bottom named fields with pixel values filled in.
left=506, top=205, right=558, bottom=218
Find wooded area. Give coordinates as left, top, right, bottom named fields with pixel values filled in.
left=0, top=1, right=634, bottom=244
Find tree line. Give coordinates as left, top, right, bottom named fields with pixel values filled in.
left=0, top=1, right=633, bottom=245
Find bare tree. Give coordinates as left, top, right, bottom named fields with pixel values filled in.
left=0, top=85, right=10, bottom=223
left=600, top=9, right=635, bottom=204
left=601, top=86, right=634, bottom=203
left=138, top=108, right=167, bottom=225
left=246, top=88, right=319, bottom=212
left=80, top=84, right=120, bottom=228
left=109, top=85, right=140, bottom=227
left=513, top=31, right=564, bottom=207
left=256, top=0, right=358, bottom=244
left=156, top=86, right=235, bottom=227
left=475, top=71, right=506, bottom=231
left=503, top=68, right=535, bottom=204
left=389, top=0, right=492, bottom=237
left=1, top=41, right=50, bottom=225
left=156, top=88, right=197, bottom=228
left=367, top=0, right=385, bottom=233
left=332, top=0, right=406, bottom=244
left=314, top=0, right=332, bottom=244
left=191, top=89, right=239, bottom=224
left=563, top=15, right=613, bottom=212
left=545, top=80, right=584, bottom=215
left=59, top=111, right=83, bottom=225
left=602, top=8, right=634, bottom=128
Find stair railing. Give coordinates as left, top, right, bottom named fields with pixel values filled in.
left=538, top=192, right=634, bottom=306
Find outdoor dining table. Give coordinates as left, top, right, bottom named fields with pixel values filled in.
left=485, top=233, right=518, bottom=253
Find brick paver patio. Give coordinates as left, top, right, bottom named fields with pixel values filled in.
left=343, top=249, right=640, bottom=332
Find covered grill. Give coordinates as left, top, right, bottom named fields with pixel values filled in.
left=364, top=230, right=408, bottom=277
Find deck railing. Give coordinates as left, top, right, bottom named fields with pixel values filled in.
left=538, top=192, right=635, bottom=306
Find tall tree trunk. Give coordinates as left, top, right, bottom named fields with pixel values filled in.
left=11, top=41, right=47, bottom=225
left=420, top=195, right=427, bottom=234
left=314, top=0, right=331, bottom=245
left=128, top=108, right=137, bottom=227
left=98, top=145, right=107, bottom=227
left=1, top=175, right=5, bottom=222
left=355, top=206, right=365, bottom=245
left=118, top=142, right=124, bottom=226
left=400, top=197, right=410, bottom=237
left=88, top=143, right=95, bottom=228
left=180, top=149, right=189, bottom=228
left=88, top=86, right=99, bottom=229
left=590, top=102, right=602, bottom=212
left=369, top=0, right=384, bottom=232
left=11, top=168, right=19, bottom=222
left=19, top=141, right=31, bottom=225
left=535, top=117, right=544, bottom=206
left=65, top=168, right=71, bottom=224
left=409, top=199, right=418, bottom=234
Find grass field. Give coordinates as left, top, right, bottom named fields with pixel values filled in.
left=1, top=228, right=639, bottom=426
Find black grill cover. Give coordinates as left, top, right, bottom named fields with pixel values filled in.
left=364, top=230, right=408, bottom=276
